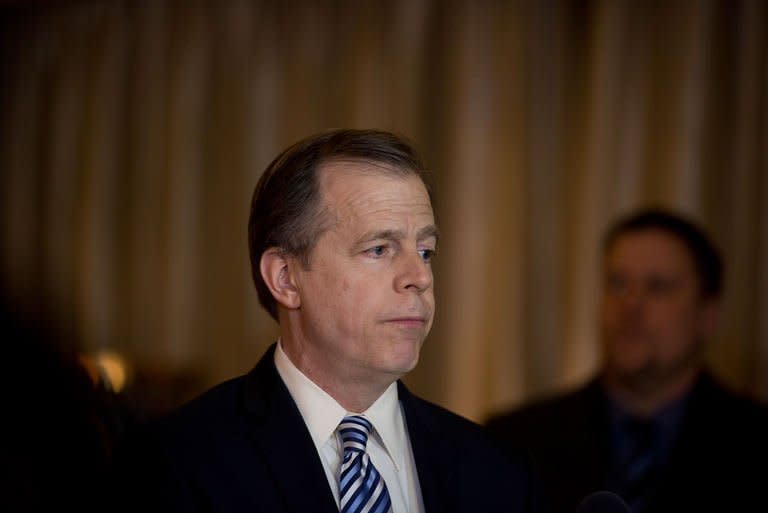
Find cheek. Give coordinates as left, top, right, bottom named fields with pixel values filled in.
left=335, top=280, right=375, bottom=323
left=424, top=285, right=435, bottom=304
left=423, top=290, right=436, bottom=325
left=652, top=301, right=693, bottom=330
left=653, top=307, right=699, bottom=350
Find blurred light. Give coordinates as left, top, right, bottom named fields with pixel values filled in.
left=81, top=350, right=129, bottom=393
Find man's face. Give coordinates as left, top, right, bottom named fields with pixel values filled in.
left=600, top=229, right=717, bottom=388
left=290, top=161, right=437, bottom=387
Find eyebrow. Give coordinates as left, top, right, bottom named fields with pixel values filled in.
left=358, top=225, right=440, bottom=244
left=418, top=224, right=440, bottom=243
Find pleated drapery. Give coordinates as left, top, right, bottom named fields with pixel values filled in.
left=2, top=0, right=766, bottom=421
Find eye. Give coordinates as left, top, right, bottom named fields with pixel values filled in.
left=364, top=245, right=388, bottom=258
left=605, top=274, right=627, bottom=295
left=647, top=276, right=676, bottom=295
left=418, top=248, right=435, bottom=262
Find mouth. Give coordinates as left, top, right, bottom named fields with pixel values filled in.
left=383, top=316, right=429, bottom=329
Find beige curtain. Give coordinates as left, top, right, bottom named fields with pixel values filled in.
left=2, top=0, right=766, bottom=422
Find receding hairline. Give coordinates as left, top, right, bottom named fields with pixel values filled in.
left=603, top=225, right=719, bottom=300
left=307, top=156, right=434, bottom=251
left=316, top=156, right=426, bottom=177
left=314, top=154, right=431, bottom=213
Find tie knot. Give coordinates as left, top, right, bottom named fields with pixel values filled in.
left=338, top=415, right=373, bottom=454
left=337, top=415, right=392, bottom=513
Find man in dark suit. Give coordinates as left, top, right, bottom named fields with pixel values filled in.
left=114, top=129, right=536, bottom=512
left=486, top=208, right=768, bottom=513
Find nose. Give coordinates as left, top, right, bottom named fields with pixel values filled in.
left=394, top=250, right=432, bottom=293
left=614, top=285, right=647, bottom=320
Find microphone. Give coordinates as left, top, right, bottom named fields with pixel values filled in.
left=574, top=491, right=630, bottom=513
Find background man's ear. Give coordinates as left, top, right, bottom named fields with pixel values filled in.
left=260, top=248, right=301, bottom=310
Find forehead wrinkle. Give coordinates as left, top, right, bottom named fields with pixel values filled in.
left=328, top=188, right=432, bottom=228
left=318, top=162, right=434, bottom=237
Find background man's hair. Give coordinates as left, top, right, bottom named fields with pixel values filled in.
left=248, top=128, right=430, bottom=320
left=602, top=207, right=724, bottom=299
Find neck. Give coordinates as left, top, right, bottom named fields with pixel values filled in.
left=279, top=335, right=394, bottom=413
left=601, top=366, right=699, bottom=418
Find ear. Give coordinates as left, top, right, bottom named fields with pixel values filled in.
left=260, top=247, right=301, bottom=311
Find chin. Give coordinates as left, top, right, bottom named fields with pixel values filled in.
left=612, top=359, right=652, bottom=380
left=370, top=331, right=424, bottom=376
left=387, top=344, right=422, bottom=375
left=605, top=347, right=653, bottom=375
left=609, top=359, right=660, bottom=388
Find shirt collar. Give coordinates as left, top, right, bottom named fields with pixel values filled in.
left=273, top=339, right=406, bottom=470
left=362, top=377, right=406, bottom=471
left=606, top=389, right=690, bottom=464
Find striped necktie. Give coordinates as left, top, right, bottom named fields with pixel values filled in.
left=337, top=415, right=393, bottom=513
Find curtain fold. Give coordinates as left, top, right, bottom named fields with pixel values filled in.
left=1, top=0, right=766, bottom=421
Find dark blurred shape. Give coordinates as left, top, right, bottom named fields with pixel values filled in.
left=0, top=297, right=128, bottom=513
left=575, top=491, right=630, bottom=513
left=117, top=362, right=207, bottom=424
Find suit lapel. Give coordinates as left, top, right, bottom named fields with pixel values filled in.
left=240, top=349, right=461, bottom=513
left=398, top=382, right=452, bottom=513
left=241, top=344, right=339, bottom=513
left=583, top=380, right=613, bottom=486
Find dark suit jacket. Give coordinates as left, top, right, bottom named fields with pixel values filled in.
left=113, top=344, right=536, bottom=512
left=486, top=371, right=768, bottom=513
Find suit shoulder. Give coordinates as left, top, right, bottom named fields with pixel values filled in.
left=692, top=373, right=768, bottom=437
left=120, top=373, right=250, bottom=458
left=406, top=392, right=486, bottom=436
left=164, top=375, right=246, bottom=428
left=485, top=381, right=596, bottom=433
left=404, top=391, right=532, bottom=466
left=403, top=391, right=539, bottom=511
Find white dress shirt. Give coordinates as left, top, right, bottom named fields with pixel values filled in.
left=274, top=341, right=424, bottom=513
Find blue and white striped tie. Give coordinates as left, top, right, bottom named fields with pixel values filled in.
left=337, top=415, right=393, bottom=513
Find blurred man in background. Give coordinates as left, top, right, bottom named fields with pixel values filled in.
left=487, top=208, right=768, bottom=513
left=114, top=129, right=537, bottom=512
